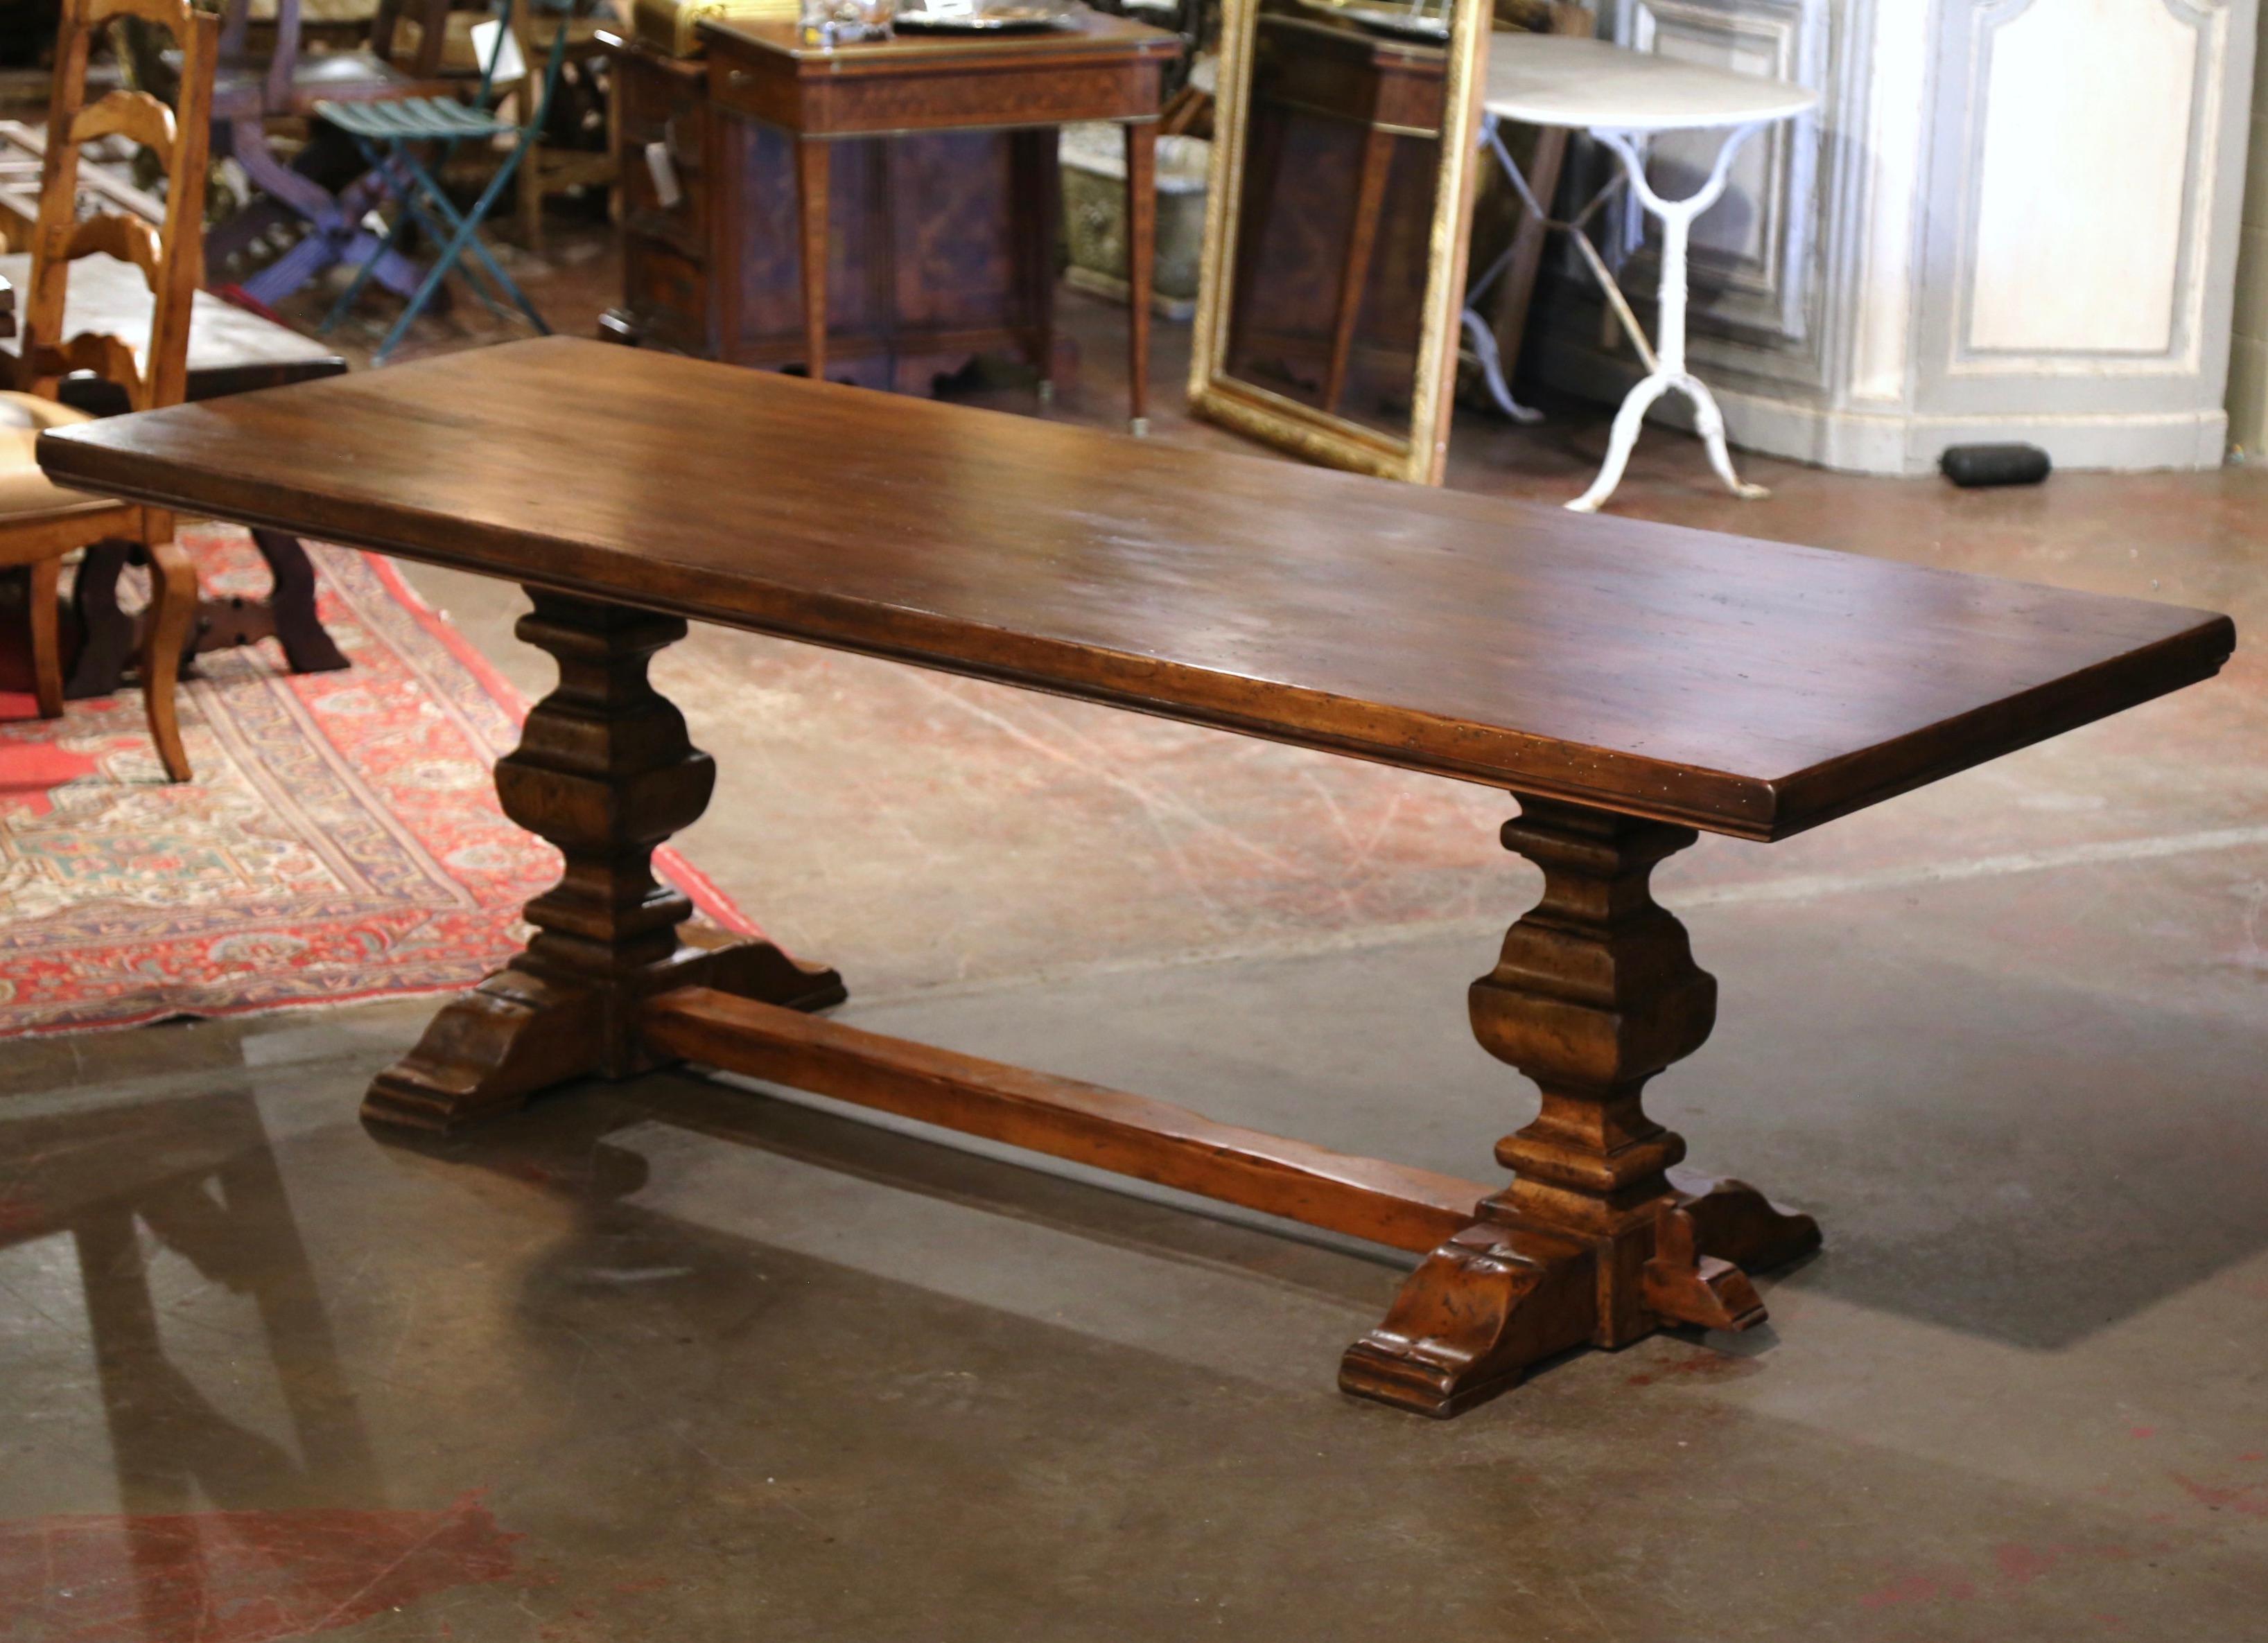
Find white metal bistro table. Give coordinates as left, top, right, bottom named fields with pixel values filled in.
left=1465, top=34, right=1815, bottom=512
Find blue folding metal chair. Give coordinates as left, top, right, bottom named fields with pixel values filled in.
left=314, top=0, right=571, bottom=362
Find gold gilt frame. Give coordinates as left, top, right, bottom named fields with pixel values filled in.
left=1187, top=0, right=1491, bottom=486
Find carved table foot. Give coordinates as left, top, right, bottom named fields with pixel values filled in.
left=1340, top=1222, right=1596, bottom=1418
left=1674, top=1172, right=1822, bottom=1276
left=363, top=592, right=844, bottom=1134
left=1341, top=796, right=1820, bottom=1416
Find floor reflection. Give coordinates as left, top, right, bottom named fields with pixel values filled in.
left=0, top=1087, right=509, bottom=1643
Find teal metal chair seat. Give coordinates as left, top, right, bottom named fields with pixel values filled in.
left=313, top=0, right=571, bottom=362
left=318, top=95, right=518, bottom=145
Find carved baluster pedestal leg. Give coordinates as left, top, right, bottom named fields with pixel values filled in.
left=363, top=592, right=845, bottom=1133
left=1341, top=796, right=1819, bottom=1417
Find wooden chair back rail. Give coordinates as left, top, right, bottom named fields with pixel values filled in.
left=0, top=121, right=170, bottom=255
left=25, top=0, right=216, bottom=412
left=71, top=88, right=177, bottom=152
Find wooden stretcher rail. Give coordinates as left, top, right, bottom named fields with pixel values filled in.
left=640, top=986, right=1492, bottom=1254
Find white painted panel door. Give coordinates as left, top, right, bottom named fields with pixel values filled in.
left=1966, top=0, right=2198, bottom=356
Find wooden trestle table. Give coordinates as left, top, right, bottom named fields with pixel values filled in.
left=39, top=337, right=2236, bottom=1418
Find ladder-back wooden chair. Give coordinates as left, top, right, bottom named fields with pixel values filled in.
left=1, top=0, right=218, bottom=783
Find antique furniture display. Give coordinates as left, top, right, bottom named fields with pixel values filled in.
left=0, top=250, right=351, bottom=692
left=373, top=0, right=623, bottom=254
left=606, top=11, right=1176, bottom=429
left=207, top=0, right=453, bottom=309
left=3, top=0, right=216, bottom=782
left=1476, top=33, right=1814, bottom=511
left=632, top=0, right=796, bottom=59
left=44, top=336, right=2236, bottom=1415
left=316, top=0, right=571, bottom=362
left=509, top=1, right=622, bottom=254
left=1189, top=0, right=1486, bottom=483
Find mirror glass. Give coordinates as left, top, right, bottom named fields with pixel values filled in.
left=1191, top=0, right=1487, bottom=483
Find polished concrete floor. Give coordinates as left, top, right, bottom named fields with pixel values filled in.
left=3, top=235, right=2267, bottom=1641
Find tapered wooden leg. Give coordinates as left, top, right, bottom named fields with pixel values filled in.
left=363, top=592, right=845, bottom=1133
left=140, top=536, right=196, bottom=783
left=1123, top=120, right=1155, bottom=434
left=1008, top=128, right=1060, bottom=403
left=1341, top=796, right=1820, bottom=1416
left=27, top=558, right=64, bottom=718
left=795, top=137, right=830, bottom=387
left=1323, top=123, right=1393, bottom=417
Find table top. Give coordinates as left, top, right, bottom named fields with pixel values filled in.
left=701, top=9, right=1178, bottom=67
left=0, top=253, right=343, bottom=403
left=1261, top=11, right=1446, bottom=70
left=1483, top=35, right=1817, bottom=131
left=37, top=337, right=2232, bottom=842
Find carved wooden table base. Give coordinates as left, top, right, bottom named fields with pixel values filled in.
left=363, top=593, right=844, bottom=1130
left=1339, top=798, right=1820, bottom=1415
left=65, top=527, right=351, bottom=700
left=364, top=593, right=1818, bottom=1415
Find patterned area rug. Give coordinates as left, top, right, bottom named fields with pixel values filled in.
left=0, top=525, right=753, bottom=1037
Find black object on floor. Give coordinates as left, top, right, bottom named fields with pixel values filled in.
left=1941, top=443, right=2052, bottom=488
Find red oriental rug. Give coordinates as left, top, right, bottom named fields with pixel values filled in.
left=0, top=524, right=753, bottom=1037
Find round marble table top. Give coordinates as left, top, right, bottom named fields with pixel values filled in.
left=1483, top=34, right=1817, bottom=132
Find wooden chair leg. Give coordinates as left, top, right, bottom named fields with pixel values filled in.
left=521, top=148, right=544, bottom=255
left=141, top=536, right=196, bottom=782
left=27, top=558, right=64, bottom=718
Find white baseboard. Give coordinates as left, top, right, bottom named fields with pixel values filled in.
left=1526, top=341, right=2231, bottom=475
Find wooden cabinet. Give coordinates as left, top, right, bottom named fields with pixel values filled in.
left=611, top=40, right=715, bottom=358
left=604, top=18, right=1176, bottom=416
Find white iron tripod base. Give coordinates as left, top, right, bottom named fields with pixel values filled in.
left=1461, top=308, right=1544, bottom=425
left=1566, top=367, right=1769, bottom=514
left=1556, top=122, right=1775, bottom=513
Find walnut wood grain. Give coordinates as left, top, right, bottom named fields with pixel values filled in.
left=35, top=340, right=2235, bottom=1416
left=642, top=986, right=1492, bottom=1254
left=40, top=336, right=2235, bottom=841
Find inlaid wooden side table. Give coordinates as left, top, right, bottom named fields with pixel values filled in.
left=698, top=14, right=1178, bottom=431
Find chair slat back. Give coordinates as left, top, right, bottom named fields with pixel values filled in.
left=24, top=0, right=217, bottom=413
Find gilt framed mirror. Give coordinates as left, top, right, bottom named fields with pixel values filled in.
left=1187, top=0, right=1490, bottom=484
